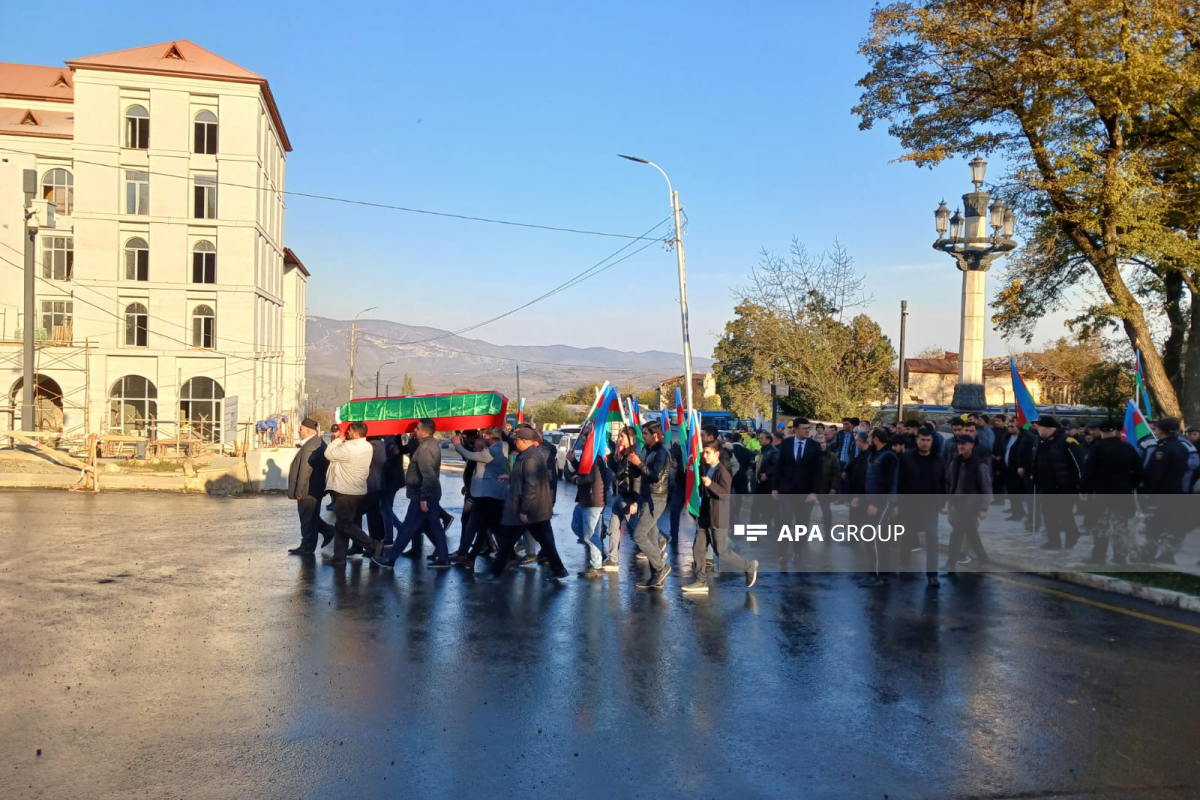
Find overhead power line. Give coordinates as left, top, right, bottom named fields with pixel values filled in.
left=0, top=146, right=660, bottom=241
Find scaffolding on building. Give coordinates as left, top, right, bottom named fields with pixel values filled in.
left=0, top=338, right=92, bottom=445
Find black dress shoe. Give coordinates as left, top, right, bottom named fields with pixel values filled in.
left=346, top=543, right=365, bottom=557
left=320, top=533, right=333, bottom=549
left=399, top=548, right=423, bottom=559
left=288, top=547, right=314, bottom=555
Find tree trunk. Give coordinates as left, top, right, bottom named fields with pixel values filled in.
left=1182, top=286, right=1200, bottom=425
left=1162, top=270, right=1187, bottom=398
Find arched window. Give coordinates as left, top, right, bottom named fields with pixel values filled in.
left=192, top=240, right=216, bottom=284
left=41, top=168, right=73, bottom=215
left=180, top=376, right=224, bottom=442
left=124, top=104, right=149, bottom=149
left=194, top=110, right=218, bottom=154
left=124, top=237, right=149, bottom=281
left=124, top=302, right=148, bottom=347
left=192, top=304, right=215, bottom=349
left=108, top=375, right=158, bottom=435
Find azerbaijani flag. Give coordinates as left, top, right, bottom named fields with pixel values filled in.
left=675, top=387, right=685, bottom=432
left=628, top=396, right=644, bottom=449
left=517, top=397, right=525, bottom=425
left=1010, top=358, right=1039, bottom=429
left=579, top=384, right=622, bottom=475
left=1135, top=350, right=1155, bottom=420
left=1122, top=399, right=1153, bottom=452
left=662, top=409, right=672, bottom=447
left=685, top=408, right=702, bottom=518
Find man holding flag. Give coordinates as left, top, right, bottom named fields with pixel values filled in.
left=629, top=420, right=673, bottom=588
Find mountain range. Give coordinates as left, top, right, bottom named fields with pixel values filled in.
left=305, top=316, right=714, bottom=408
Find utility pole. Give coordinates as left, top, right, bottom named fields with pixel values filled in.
left=22, top=169, right=37, bottom=432
left=374, top=360, right=395, bottom=397
left=515, top=363, right=521, bottom=408
left=348, top=306, right=376, bottom=402
left=897, top=300, right=908, bottom=423
left=619, top=156, right=696, bottom=418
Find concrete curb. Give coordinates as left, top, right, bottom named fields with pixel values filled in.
left=983, top=552, right=1200, bottom=614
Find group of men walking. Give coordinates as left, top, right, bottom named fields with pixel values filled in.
left=285, top=407, right=1198, bottom=594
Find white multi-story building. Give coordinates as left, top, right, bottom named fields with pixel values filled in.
left=0, top=40, right=306, bottom=443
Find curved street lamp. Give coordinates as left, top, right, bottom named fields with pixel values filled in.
left=619, top=154, right=696, bottom=418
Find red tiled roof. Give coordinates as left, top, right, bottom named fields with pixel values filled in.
left=283, top=247, right=309, bottom=277
left=67, top=40, right=291, bottom=151
left=0, top=63, right=73, bottom=103
left=0, top=107, right=73, bottom=139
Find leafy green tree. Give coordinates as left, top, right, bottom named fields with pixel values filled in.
left=401, top=374, right=416, bottom=395
left=713, top=240, right=895, bottom=419
left=529, top=400, right=574, bottom=426
left=1078, top=362, right=1136, bottom=420
left=854, top=0, right=1200, bottom=417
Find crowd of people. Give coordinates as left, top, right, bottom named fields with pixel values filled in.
left=283, top=407, right=1198, bottom=594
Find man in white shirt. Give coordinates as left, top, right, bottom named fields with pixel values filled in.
left=324, top=421, right=381, bottom=565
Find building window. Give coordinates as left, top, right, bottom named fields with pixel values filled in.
left=124, top=302, right=148, bottom=347
left=109, top=376, right=158, bottom=436
left=125, top=105, right=149, bottom=149
left=193, top=175, right=217, bottom=219
left=41, top=236, right=73, bottom=280
left=41, top=168, right=73, bottom=215
left=192, top=241, right=216, bottom=283
left=194, top=110, right=218, bottom=155
left=179, top=376, right=224, bottom=442
left=192, top=304, right=215, bottom=349
left=125, top=171, right=149, bottom=215
left=124, top=237, right=149, bottom=281
left=40, top=300, right=72, bottom=338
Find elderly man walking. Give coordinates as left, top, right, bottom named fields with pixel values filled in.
left=323, top=421, right=381, bottom=566
left=287, top=417, right=333, bottom=555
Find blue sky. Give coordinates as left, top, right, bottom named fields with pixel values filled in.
left=4, top=0, right=1067, bottom=358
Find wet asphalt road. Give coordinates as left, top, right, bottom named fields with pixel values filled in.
left=1, top=484, right=1199, bottom=800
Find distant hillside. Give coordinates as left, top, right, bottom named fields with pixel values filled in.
left=305, top=316, right=713, bottom=408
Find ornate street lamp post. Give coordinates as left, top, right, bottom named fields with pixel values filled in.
left=932, top=157, right=1017, bottom=410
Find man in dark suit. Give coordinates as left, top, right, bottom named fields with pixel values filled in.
left=287, top=417, right=333, bottom=555
left=772, top=417, right=822, bottom=529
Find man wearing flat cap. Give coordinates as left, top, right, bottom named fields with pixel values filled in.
left=1031, top=416, right=1084, bottom=550
left=287, top=417, right=334, bottom=555
left=1080, top=420, right=1143, bottom=564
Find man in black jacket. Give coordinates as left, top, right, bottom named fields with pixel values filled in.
left=630, top=421, right=673, bottom=589
left=1002, top=418, right=1036, bottom=525
left=944, top=436, right=993, bottom=570
left=374, top=418, right=452, bottom=568
left=896, top=425, right=945, bottom=586
left=567, top=441, right=608, bottom=578
left=683, top=441, right=759, bottom=593
left=287, top=417, right=333, bottom=554
left=477, top=427, right=568, bottom=581
left=1141, top=416, right=1200, bottom=563
left=1081, top=419, right=1144, bottom=564
left=772, top=418, right=822, bottom=538
left=1032, top=416, right=1084, bottom=550
left=858, top=428, right=899, bottom=587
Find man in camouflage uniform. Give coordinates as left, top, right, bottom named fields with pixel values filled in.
left=1080, top=420, right=1143, bottom=565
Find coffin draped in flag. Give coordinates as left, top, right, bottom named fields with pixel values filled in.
left=336, top=391, right=508, bottom=437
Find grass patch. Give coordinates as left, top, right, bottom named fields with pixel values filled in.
left=1095, top=570, right=1200, bottom=596
left=119, top=459, right=186, bottom=473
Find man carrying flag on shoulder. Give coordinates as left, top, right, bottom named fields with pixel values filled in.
left=630, top=420, right=673, bottom=589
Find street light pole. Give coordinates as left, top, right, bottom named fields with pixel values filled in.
left=375, top=360, right=395, bottom=397
left=21, top=170, right=37, bottom=431
left=932, top=157, right=1017, bottom=411
left=897, top=300, right=908, bottom=422
left=348, top=306, right=377, bottom=402
left=619, top=155, right=695, bottom=418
